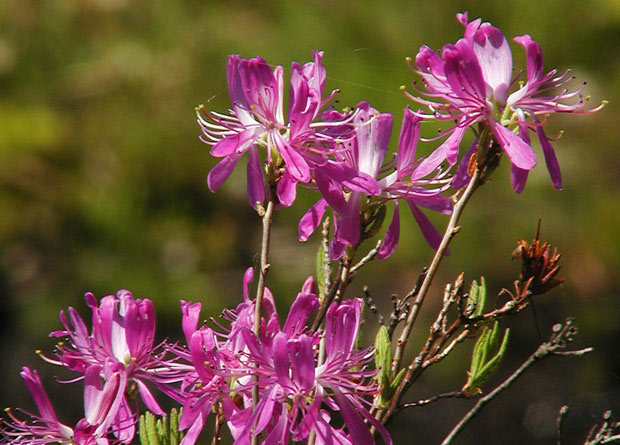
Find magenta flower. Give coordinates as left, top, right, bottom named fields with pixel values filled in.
left=410, top=12, right=603, bottom=192
left=299, top=102, right=452, bottom=259
left=174, top=269, right=315, bottom=445
left=40, top=290, right=181, bottom=441
left=198, top=51, right=344, bottom=208
left=1, top=364, right=126, bottom=445
left=230, top=298, right=391, bottom=445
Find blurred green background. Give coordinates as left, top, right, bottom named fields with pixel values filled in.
left=1, top=0, right=619, bottom=443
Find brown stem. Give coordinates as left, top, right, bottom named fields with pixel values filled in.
left=250, top=197, right=275, bottom=445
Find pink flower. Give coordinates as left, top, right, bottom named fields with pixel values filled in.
left=299, top=102, right=452, bottom=259
left=1, top=364, right=126, bottom=444
left=231, top=298, right=392, bottom=445
left=40, top=291, right=182, bottom=441
left=409, top=13, right=603, bottom=192
left=198, top=51, right=343, bottom=208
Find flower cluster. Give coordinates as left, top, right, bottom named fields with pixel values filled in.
left=173, top=269, right=391, bottom=445
left=2, top=291, right=184, bottom=444
left=2, top=12, right=601, bottom=445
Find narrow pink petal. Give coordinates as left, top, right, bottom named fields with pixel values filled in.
left=112, top=398, right=134, bottom=442
left=272, top=131, right=310, bottom=182
left=491, top=123, right=536, bottom=170
left=413, top=124, right=466, bottom=180
left=298, top=198, right=329, bottom=242
left=320, top=162, right=380, bottom=195
left=210, top=133, right=244, bottom=157
left=207, top=150, right=243, bottom=192
left=136, top=379, right=164, bottom=416
left=406, top=200, right=447, bottom=254
left=20, top=367, right=60, bottom=426
left=283, top=293, right=318, bottom=336
left=377, top=202, right=400, bottom=259
left=329, top=238, right=346, bottom=260
left=289, top=336, right=315, bottom=391
left=334, top=194, right=360, bottom=246
left=443, top=40, right=486, bottom=101
left=534, top=117, right=562, bottom=189
left=247, top=146, right=265, bottom=209
left=243, top=267, right=254, bottom=301
left=226, top=55, right=249, bottom=109
left=276, top=169, right=297, bottom=207
left=180, top=300, right=202, bottom=343
left=331, top=388, right=373, bottom=445
left=510, top=112, right=532, bottom=194
left=452, top=139, right=477, bottom=189
left=510, top=165, right=529, bottom=194
left=179, top=409, right=206, bottom=445
left=396, top=108, right=421, bottom=179
left=514, top=34, right=544, bottom=85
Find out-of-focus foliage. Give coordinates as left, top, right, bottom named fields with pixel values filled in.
left=1, top=0, right=619, bottom=443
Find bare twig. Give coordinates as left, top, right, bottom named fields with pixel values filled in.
left=363, top=286, right=385, bottom=326
left=557, top=405, right=570, bottom=445
left=350, top=239, right=382, bottom=275
left=391, top=167, right=481, bottom=375
left=251, top=197, right=275, bottom=445
left=441, top=319, right=593, bottom=445
left=398, top=390, right=467, bottom=411
left=585, top=410, right=620, bottom=444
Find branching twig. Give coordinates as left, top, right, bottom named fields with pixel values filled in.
left=398, top=390, right=467, bottom=411
left=585, top=410, right=620, bottom=444
left=441, top=319, right=593, bottom=445
left=391, top=167, right=481, bottom=375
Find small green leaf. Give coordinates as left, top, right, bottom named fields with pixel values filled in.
left=463, top=322, right=510, bottom=396
left=145, top=411, right=161, bottom=445
left=390, top=368, right=406, bottom=392
left=169, top=408, right=180, bottom=445
left=138, top=409, right=184, bottom=445
left=139, top=414, right=149, bottom=445
left=468, top=277, right=486, bottom=318
left=316, top=242, right=327, bottom=299
left=375, top=327, right=391, bottom=384
left=374, top=326, right=393, bottom=407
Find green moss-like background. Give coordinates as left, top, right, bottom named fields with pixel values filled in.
left=1, top=1, right=619, bottom=443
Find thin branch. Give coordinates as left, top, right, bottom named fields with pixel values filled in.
left=557, top=405, right=569, bottom=445
left=398, top=390, right=467, bottom=411
left=391, top=167, right=481, bottom=374
left=350, top=239, right=382, bottom=274
left=441, top=319, right=593, bottom=445
left=251, top=197, right=275, bottom=445
left=375, top=168, right=481, bottom=427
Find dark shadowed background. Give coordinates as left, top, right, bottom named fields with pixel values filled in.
left=1, top=1, right=619, bottom=443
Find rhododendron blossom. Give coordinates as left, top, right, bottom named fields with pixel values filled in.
left=409, top=12, right=603, bottom=192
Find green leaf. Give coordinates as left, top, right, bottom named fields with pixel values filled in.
left=139, top=414, right=149, bottom=445
left=316, top=241, right=327, bottom=300
left=374, top=326, right=392, bottom=407
left=146, top=411, right=161, bottom=445
left=468, top=277, right=486, bottom=318
left=138, top=409, right=184, bottom=445
left=463, top=322, right=510, bottom=396
left=390, top=368, right=406, bottom=392
left=169, top=408, right=180, bottom=445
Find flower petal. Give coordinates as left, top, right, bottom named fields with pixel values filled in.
left=491, top=123, right=536, bottom=170
left=298, top=199, right=329, bottom=242
left=377, top=202, right=400, bottom=260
